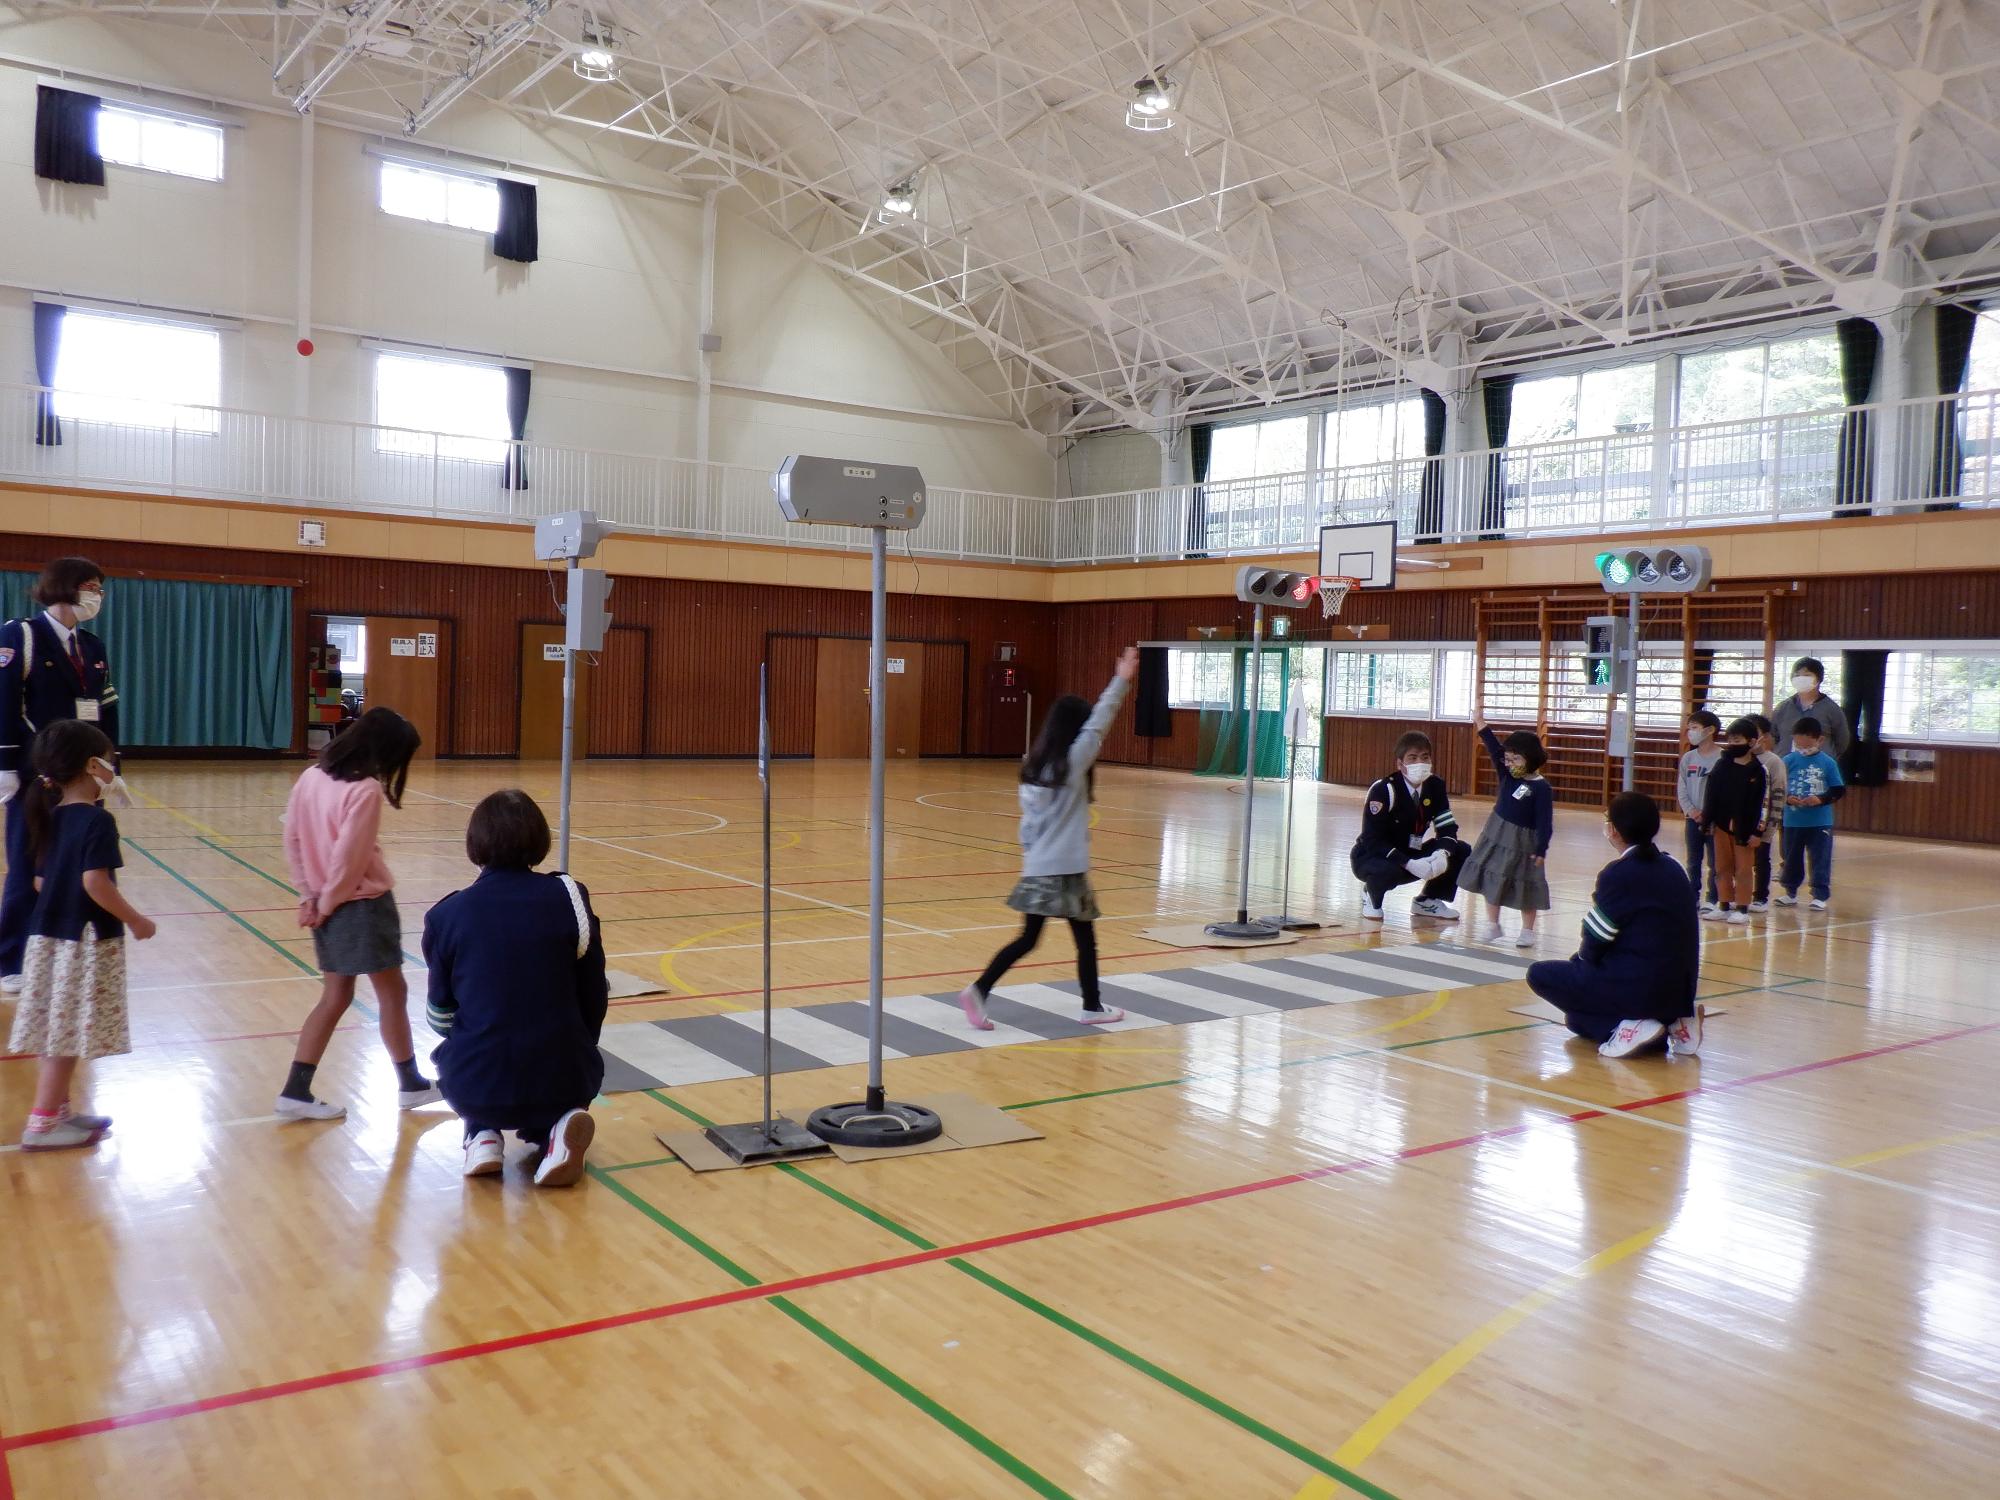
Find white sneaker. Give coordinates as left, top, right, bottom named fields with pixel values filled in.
left=1698, top=902, right=1718, bottom=917
left=1726, top=909, right=1749, bottom=925
left=1599, top=1019, right=1665, bottom=1058
left=398, top=1085, right=444, bottom=1110
left=1700, top=906, right=1728, bottom=923
left=956, top=985, right=993, bottom=1031
left=1774, top=893, right=1799, bottom=907
left=0, top=973, right=21, bottom=995
left=463, top=1130, right=505, bottom=1177
left=1514, top=929, right=1538, bottom=948
left=1667, top=1007, right=1704, bottom=1058
left=1479, top=924, right=1505, bottom=945
left=1747, top=900, right=1769, bottom=913
left=1809, top=897, right=1830, bottom=911
left=19, top=1117, right=106, bottom=1150
left=533, top=1108, right=595, bottom=1188
left=1411, top=898, right=1460, bottom=921
left=274, top=1094, right=347, bottom=1122
left=1361, top=894, right=1384, bottom=920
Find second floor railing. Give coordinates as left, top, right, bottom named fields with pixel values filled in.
left=3, top=383, right=1995, bottom=567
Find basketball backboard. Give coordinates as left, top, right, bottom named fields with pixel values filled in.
left=1317, top=520, right=1397, bottom=589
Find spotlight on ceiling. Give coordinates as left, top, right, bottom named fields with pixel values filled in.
left=1125, top=74, right=1176, bottom=131
left=573, top=22, right=618, bottom=82
left=880, top=172, right=920, bottom=217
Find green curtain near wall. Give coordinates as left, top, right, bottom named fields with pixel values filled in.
left=2, top=571, right=293, bottom=749
left=1195, top=648, right=1291, bottom=778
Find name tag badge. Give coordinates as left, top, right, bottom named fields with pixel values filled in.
left=1513, top=783, right=1532, bottom=801
left=76, top=699, right=100, bottom=723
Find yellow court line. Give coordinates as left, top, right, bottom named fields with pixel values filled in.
left=133, top=787, right=230, bottom=842
left=1289, top=1121, right=2000, bottom=1497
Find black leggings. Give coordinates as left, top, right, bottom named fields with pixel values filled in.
left=976, top=916, right=1100, bottom=1007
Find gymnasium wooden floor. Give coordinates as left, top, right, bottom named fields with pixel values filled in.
left=3, top=757, right=1998, bottom=1499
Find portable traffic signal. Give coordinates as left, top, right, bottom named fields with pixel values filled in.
left=1581, top=615, right=1633, bottom=695
left=1594, top=544, right=1712, bottom=594
left=565, top=568, right=614, bottom=653
left=1234, top=565, right=1315, bottom=607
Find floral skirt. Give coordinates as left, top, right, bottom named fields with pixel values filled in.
left=9, top=930, right=131, bottom=1060
left=1006, top=874, right=1100, bottom=922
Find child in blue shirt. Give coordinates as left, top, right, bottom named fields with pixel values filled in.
left=1777, top=716, right=1844, bottom=910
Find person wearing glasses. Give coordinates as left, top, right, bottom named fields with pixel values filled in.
left=0, top=558, right=121, bottom=997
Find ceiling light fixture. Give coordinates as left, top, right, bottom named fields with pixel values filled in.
left=1125, top=74, right=1176, bottom=131
left=573, top=21, right=618, bottom=82
left=880, top=172, right=920, bottom=217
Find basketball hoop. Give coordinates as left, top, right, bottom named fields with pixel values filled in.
left=1310, top=576, right=1361, bottom=618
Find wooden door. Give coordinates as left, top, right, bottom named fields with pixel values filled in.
left=363, top=616, right=441, bottom=760
left=520, top=623, right=591, bottom=760
left=813, top=638, right=925, bottom=759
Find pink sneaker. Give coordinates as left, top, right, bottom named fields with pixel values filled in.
left=1078, top=1007, right=1125, bottom=1025
left=957, top=985, right=994, bottom=1030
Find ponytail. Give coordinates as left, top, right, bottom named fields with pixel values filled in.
left=24, top=773, right=61, bottom=866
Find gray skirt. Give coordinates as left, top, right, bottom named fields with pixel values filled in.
left=312, top=892, right=404, bottom=975
left=1460, top=819, right=1552, bottom=911
left=1006, top=873, right=1100, bottom=922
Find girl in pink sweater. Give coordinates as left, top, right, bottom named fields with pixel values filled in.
left=275, top=708, right=435, bottom=1121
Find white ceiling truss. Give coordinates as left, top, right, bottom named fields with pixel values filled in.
left=33, top=0, right=2000, bottom=435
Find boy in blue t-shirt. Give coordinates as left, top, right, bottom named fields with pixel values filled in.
left=1776, top=716, right=1844, bottom=910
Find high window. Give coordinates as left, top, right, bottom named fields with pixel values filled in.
left=52, top=309, right=221, bottom=433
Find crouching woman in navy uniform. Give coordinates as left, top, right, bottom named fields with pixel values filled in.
left=0, top=559, right=120, bottom=995
left=1527, top=792, right=1704, bottom=1060
left=423, top=790, right=607, bottom=1187
left=1349, top=730, right=1470, bottom=921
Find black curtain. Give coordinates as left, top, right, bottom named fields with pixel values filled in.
left=1135, top=647, right=1172, bottom=737
left=1185, top=421, right=1212, bottom=558
left=1840, top=648, right=1889, bottom=787
left=494, top=179, right=539, bottom=263
left=32, top=303, right=64, bottom=447
left=34, top=86, right=104, bottom=186
left=1415, top=388, right=1447, bottom=542
left=1833, top=317, right=1880, bottom=516
left=501, top=366, right=531, bottom=489
left=1479, top=373, right=1516, bottom=539
left=1927, top=302, right=1978, bottom=512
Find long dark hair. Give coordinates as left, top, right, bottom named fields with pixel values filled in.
left=319, top=706, right=422, bottom=809
left=1022, top=693, right=1092, bottom=796
left=27, top=719, right=114, bottom=864
left=1607, top=791, right=1661, bottom=861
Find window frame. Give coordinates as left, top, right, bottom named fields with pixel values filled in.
left=1322, top=643, right=1476, bottom=722
left=94, top=100, right=227, bottom=182
left=376, top=156, right=502, bottom=235
left=1880, top=646, right=2000, bottom=746
left=49, top=306, right=224, bottom=435
left=370, top=349, right=513, bottom=462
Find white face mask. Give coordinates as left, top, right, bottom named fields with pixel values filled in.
left=1792, top=675, right=1816, bottom=695
left=1687, top=727, right=1709, bottom=746
left=71, top=590, right=102, bottom=624
left=87, top=756, right=116, bottom=787
left=1403, top=762, right=1432, bottom=785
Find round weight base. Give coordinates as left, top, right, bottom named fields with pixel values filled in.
left=1205, top=919, right=1281, bottom=940
left=806, top=1100, right=944, bottom=1148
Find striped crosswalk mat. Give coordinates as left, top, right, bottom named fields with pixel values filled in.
left=595, top=941, right=1536, bottom=1094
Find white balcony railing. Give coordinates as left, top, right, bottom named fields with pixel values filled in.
left=3, top=383, right=1995, bottom=567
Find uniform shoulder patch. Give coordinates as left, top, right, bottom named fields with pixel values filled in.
left=1367, top=799, right=1384, bottom=814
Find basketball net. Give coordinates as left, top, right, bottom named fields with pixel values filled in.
left=1298, top=576, right=1359, bottom=618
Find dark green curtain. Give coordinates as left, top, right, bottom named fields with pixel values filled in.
left=1135, top=646, right=1172, bottom=737
left=1195, top=648, right=1290, bottom=778
left=1840, top=648, right=1888, bottom=787
left=1927, top=302, right=1978, bottom=512
left=2, top=572, right=293, bottom=749
left=1834, top=317, right=1880, bottom=516
left=1415, top=389, right=1447, bottom=541
left=1480, top=374, right=1516, bottom=539
left=1185, top=422, right=1213, bottom=558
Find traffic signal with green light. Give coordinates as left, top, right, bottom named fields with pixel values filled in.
left=1594, top=544, right=1712, bottom=593
left=1581, top=615, right=1632, bottom=695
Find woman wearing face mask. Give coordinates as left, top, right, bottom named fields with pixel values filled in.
left=1769, top=657, right=1851, bottom=763
left=1526, top=792, right=1702, bottom=1059
left=0, top=558, right=121, bottom=998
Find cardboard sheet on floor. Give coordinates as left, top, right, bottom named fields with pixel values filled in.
left=607, top=969, right=670, bottom=1000
left=1138, top=922, right=1300, bottom=950
left=1508, top=1000, right=1726, bottom=1024
left=654, top=1092, right=1041, bottom=1173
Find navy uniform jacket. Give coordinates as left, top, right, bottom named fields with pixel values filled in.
left=0, top=615, right=120, bottom=775
left=422, top=868, right=608, bottom=1118
left=1351, top=771, right=1460, bottom=865
left=1578, top=847, right=1701, bottom=1013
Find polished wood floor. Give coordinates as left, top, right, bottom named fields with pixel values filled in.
left=3, top=756, right=1997, bottom=1499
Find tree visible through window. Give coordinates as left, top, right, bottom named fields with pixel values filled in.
left=1512, top=362, right=1656, bottom=446
left=1207, top=416, right=1309, bottom=480
left=1679, top=334, right=1842, bottom=425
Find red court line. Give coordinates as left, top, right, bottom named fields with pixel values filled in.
left=6, top=1016, right=1993, bottom=1457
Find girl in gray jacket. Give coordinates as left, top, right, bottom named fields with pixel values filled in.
left=959, top=647, right=1138, bottom=1029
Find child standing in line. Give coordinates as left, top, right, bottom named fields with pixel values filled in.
left=1677, top=710, right=1723, bottom=913
left=275, top=706, right=440, bottom=1121
left=1459, top=714, right=1552, bottom=947
left=8, top=721, right=156, bottom=1150
left=1699, top=717, right=1768, bottom=926
left=1746, top=714, right=1788, bottom=913
left=960, top=646, right=1137, bottom=1029
left=1778, top=716, right=1845, bottom=910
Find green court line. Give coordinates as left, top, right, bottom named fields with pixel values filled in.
left=643, top=1090, right=1400, bottom=1500
left=124, top=837, right=318, bottom=977
left=599, top=1155, right=679, bottom=1174
left=584, top=1162, right=1075, bottom=1497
